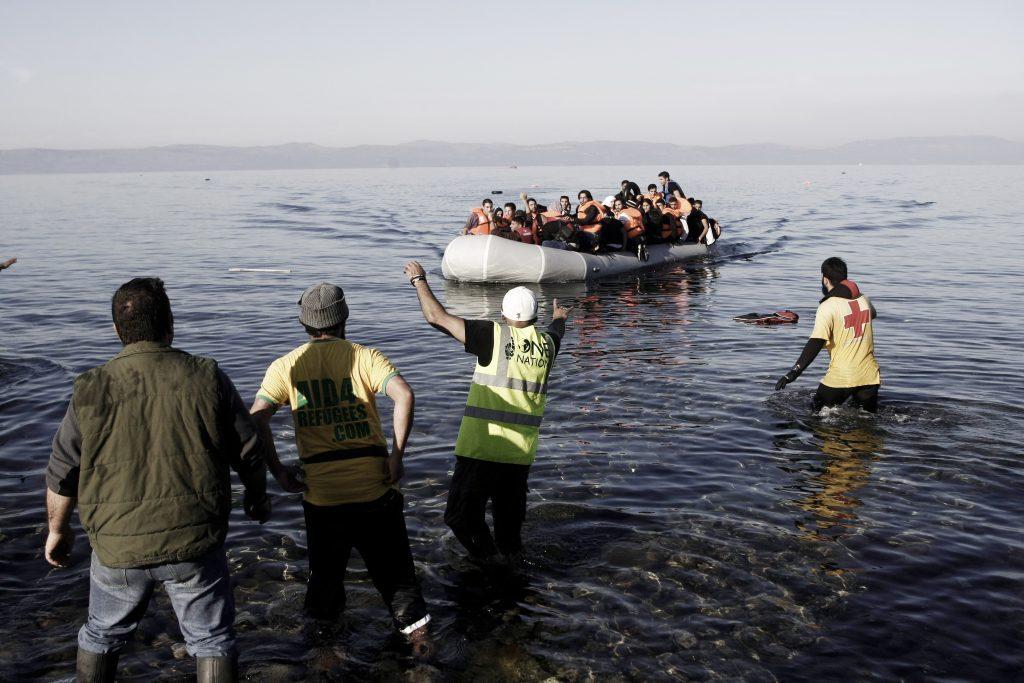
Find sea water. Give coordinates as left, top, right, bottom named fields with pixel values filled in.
left=1, top=165, right=1022, bottom=680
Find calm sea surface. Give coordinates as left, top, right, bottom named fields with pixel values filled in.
left=1, top=165, right=1022, bottom=681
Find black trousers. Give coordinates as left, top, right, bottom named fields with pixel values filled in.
left=444, top=456, right=530, bottom=558
left=813, top=383, right=880, bottom=413
left=302, top=490, right=428, bottom=631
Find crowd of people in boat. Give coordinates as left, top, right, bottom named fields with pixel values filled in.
left=460, top=171, right=723, bottom=261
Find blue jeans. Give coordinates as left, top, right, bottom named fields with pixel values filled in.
left=78, top=547, right=236, bottom=658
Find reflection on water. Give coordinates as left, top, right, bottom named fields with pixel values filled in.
left=1, top=166, right=1023, bottom=680
left=787, top=419, right=884, bottom=544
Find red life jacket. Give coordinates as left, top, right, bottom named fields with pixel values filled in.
left=513, top=224, right=537, bottom=244
left=840, top=279, right=861, bottom=298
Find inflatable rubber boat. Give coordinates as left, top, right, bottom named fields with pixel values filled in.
left=441, top=235, right=710, bottom=283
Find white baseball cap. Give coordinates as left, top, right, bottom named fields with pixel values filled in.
left=501, top=286, right=538, bottom=322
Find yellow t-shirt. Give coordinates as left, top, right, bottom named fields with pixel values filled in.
left=810, top=295, right=882, bottom=388
left=257, top=338, right=399, bottom=506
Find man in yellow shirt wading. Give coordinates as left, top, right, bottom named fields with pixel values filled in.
left=775, top=257, right=882, bottom=412
left=249, top=283, right=431, bottom=653
left=403, top=261, right=572, bottom=565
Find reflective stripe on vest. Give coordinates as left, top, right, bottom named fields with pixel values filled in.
left=471, top=371, right=548, bottom=394
left=463, top=405, right=544, bottom=427
left=455, top=322, right=555, bottom=465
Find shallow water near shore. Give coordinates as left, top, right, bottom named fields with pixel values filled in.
left=1, top=165, right=1022, bottom=681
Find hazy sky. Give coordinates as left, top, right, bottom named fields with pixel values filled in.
left=1, top=1, right=1021, bottom=149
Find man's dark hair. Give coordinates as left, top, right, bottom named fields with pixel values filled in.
left=658, top=171, right=670, bottom=179
left=621, top=179, right=630, bottom=186
left=693, top=198, right=702, bottom=206
left=111, top=277, right=173, bottom=345
left=821, top=257, right=848, bottom=284
left=559, top=195, right=570, bottom=202
left=303, top=322, right=344, bottom=337
left=578, top=190, right=593, bottom=201
left=511, top=210, right=528, bottom=225
left=504, top=202, right=516, bottom=212
left=482, top=198, right=493, bottom=206
left=647, top=183, right=658, bottom=191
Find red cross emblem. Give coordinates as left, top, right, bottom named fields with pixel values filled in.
left=843, top=300, right=871, bottom=338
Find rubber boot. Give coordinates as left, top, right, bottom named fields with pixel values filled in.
left=196, top=655, right=238, bottom=683
left=76, top=648, right=118, bottom=683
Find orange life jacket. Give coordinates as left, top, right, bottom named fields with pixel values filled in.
left=616, top=207, right=644, bottom=239
left=661, top=206, right=687, bottom=240
left=577, top=200, right=608, bottom=233
left=468, top=207, right=492, bottom=235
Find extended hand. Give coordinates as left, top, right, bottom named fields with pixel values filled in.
left=45, top=527, right=75, bottom=567
left=775, top=369, right=799, bottom=391
left=243, top=491, right=272, bottom=523
left=404, top=261, right=426, bottom=281
left=552, top=298, right=574, bottom=320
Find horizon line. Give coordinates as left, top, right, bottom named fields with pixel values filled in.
left=2, top=133, right=1021, bottom=154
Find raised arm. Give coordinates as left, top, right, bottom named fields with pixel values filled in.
left=549, top=298, right=573, bottom=339
left=384, top=375, right=414, bottom=484
left=403, top=261, right=467, bottom=343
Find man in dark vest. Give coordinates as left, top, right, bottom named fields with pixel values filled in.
left=45, top=277, right=269, bottom=682
left=403, top=261, right=572, bottom=566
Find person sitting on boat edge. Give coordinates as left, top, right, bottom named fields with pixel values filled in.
left=692, top=199, right=723, bottom=241
left=403, top=261, right=572, bottom=569
left=611, top=197, right=648, bottom=261
left=774, top=257, right=881, bottom=413
left=576, top=190, right=624, bottom=252
left=463, top=199, right=494, bottom=235
left=537, top=197, right=578, bottom=250
left=684, top=198, right=711, bottom=244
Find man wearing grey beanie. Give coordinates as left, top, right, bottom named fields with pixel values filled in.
left=249, top=282, right=432, bottom=656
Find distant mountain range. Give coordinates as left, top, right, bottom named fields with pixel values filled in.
left=1, top=136, right=1021, bottom=174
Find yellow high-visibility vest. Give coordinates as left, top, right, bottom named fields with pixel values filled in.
left=454, top=322, right=555, bottom=465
